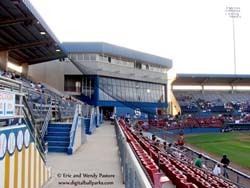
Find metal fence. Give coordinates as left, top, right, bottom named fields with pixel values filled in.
left=114, top=119, right=152, bottom=188
left=183, top=146, right=250, bottom=188
left=149, top=127, right=250, bottom=188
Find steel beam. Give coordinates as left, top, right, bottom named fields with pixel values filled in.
left=27, top=54, right=67, bottom=64
left=0, top=17, right=33, bottom=27
left=0, top=40, right=53, bottom=51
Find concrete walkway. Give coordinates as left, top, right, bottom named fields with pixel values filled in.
left=44, top=122, right=124, bottom=188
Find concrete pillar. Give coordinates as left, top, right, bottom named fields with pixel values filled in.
left=0, top=51, right=8, bottom=71
left=21, top=63, right=29, bottom=77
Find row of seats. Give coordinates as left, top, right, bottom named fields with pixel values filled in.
left=119, top=119, right=161, bottom=185
left=148, top=141, right=237, bottom=188
left=119, top=119, right=198, bottom=188
left=118, top=119, right=237, bottom=188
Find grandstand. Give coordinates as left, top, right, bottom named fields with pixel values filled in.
left=172, top=74, right=250, bottom=130
left=0, top=1, right=249, bottom=188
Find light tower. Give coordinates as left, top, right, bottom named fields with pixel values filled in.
left=225, top=6, right=241, bottom=75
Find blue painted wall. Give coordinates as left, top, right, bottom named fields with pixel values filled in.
left=97, top=100, right=165, bottom=116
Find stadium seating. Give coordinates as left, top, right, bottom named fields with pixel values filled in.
left=172, top=90, right=250, bottom=130
left=118, top=119, right=237, bottom=188
left=0, top=70, right=91, bottom=153
left=147, top=116, right=223, bottom=131
left=174, top=90, right=250, bottom=114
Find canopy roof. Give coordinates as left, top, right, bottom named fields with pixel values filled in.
left=62, top=42, right=173, bottom=68
left=0, top=0, right=66, bottom=65
left=173, top=74, right=250, bottom=86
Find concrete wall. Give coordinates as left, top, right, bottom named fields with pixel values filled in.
left=28, top=58, right=168, bottom=93
left=73, top=60, right=168, bottom=84
left=28, top=60, right=82, bottom=92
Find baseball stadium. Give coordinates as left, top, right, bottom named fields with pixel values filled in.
left=0, top=0, right=249, bottom=188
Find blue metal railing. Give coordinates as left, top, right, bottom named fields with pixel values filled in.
left=22, top=97, right=46, bottom=162
left=183, top=146, right=250, bottom=188
left=41, top=105, right=52, bottom=138
left=68, top=104, right=80, bottom=153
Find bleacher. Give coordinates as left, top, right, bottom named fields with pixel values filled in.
left=147, top=116, right=223, bottom=132
left=1, top=71, right=78, bottom=123
left=174, top=90, right=250, bottom=115
left=1, top=70, right=94, bottom=142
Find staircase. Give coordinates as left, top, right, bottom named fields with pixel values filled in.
left=46, top=122, right=72, bottom=152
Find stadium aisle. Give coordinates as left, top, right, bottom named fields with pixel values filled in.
left=44, top=122, right=125, bottom=188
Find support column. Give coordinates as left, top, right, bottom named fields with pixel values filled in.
left=231, top=85, right=234, bottom=94
left=201, top=85, right=205, bottom=94
left=21, top=63, right=29, bottom=77
left=94, top=76, right=99, bottom=106
left=0, top=51, right=8, bottom=71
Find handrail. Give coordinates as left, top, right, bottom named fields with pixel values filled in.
left=41, top=105, right=52, bottom=138
left=22, top=105, right=46, bottom=161
left=23, top=97, right=46, bottom=162
left=0, top=75, right=22, bottom=92
left=184, top=146, right=250, bottom=185
left=23, top=97, right=37, bottom=126
left=151, top=126, right=249, bottom=187
left=68, top=104, right=80, bottom=149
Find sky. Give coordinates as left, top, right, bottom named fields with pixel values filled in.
left=29, top=0, right=250, bottom=74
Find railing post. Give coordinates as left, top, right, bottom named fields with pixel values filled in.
left=204, top=157, right=207, bottom=167
left=18, top=91, right=23, bottom=124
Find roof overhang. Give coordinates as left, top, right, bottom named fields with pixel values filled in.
left=62, top=42, right=172, bottom=68
left=0, top=0, right=66, bottom=65
left=173, top=74, right=250, bottom=86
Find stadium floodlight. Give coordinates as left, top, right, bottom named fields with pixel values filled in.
left=225, top=6, right=241, bottom=75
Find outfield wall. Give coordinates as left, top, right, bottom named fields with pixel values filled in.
left=168, top=127, right=221, bottom=134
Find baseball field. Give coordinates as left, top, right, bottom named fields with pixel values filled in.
left=186, top=132, right=250, bottom=170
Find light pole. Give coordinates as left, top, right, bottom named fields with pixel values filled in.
left=225, top=6, right=241, bottom=75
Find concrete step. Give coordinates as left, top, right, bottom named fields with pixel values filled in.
left=48, top=141, right=69, bottom=147
left=47, top=132, right=70, bottom=137
left=48, top=127, right=71, bottom=133
left=48, top=146, right=68, bottom=153
left=48, top=123, right=72, bottom=128
left=45, top=136, right=70, bottom=142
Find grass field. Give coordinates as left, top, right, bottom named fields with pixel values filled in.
left=186, top=132, right=250, bottom=170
